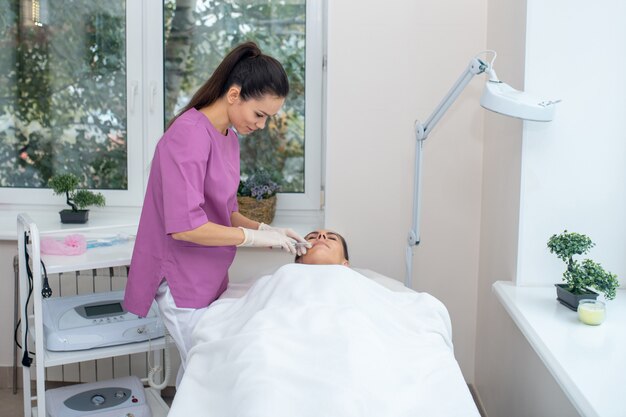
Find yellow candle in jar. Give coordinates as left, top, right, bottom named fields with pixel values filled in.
left=577, top=300, right=606, bottom=325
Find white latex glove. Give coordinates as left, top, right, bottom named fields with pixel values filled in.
left=237, top=227, right=298, bottom=255
left=259, top=223, right=312, bottom=256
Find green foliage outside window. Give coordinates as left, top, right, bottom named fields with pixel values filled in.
left=0, top=0, right=306, bottom=193
left=0, top=0, right=127, bottom=189
left=164, top=0, right=306, bottom=193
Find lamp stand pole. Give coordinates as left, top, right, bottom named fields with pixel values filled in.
left=405, top=57, right=488, bottom=288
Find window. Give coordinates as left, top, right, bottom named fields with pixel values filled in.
left=0, top=0, right=323, bottom=211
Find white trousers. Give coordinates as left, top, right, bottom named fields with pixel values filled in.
left=155, top=281, right=209, bottom=388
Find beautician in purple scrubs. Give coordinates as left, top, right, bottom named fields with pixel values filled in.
left=123, top=42, right=309, bottom=385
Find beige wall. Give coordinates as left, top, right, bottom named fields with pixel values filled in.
left=325, top=0, right=486, bottom=381
left=0, top=241, right=18, bottom=373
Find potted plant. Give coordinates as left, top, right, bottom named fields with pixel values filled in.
left=49, top=173, right=106, bottom=224
left=547, top=230, right=619, bottom=310
left=237, top=170, right=280, bottom=224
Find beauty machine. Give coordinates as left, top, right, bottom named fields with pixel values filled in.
left=46, top=376, right=151, bottom=417
left=42, top=290, right=164, bottom=351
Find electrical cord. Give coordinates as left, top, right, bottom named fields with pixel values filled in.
left=147, top=325, right=172, bottom=390
left=41, top=260, right=52, bottom=298
left=474, top=49, right=497, bottom=67
left=20, top=232, right=34, bottom=367
left=16, top=232, right=52, bottom=364
left=13, top=318, right=35, bottom=355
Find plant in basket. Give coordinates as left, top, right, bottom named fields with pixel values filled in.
left=547, top=230, right=619, bottom=310
left=237, top=170, right=281, bottom=224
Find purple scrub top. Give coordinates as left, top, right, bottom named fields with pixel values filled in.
left=124, top=108, right=240, bottom=317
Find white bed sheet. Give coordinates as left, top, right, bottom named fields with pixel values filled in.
left=218, top=266, right=411, bottom=300
left=168, top=264, right=479, bottom=417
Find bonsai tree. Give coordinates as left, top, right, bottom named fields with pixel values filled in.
left=547, top=230, right=619, bottom=300
left=49, top=173, right=106, bottom=212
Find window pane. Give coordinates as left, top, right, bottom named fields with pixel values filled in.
left=0, top=0, right=128, bottom=190
left=163, top=0, right=306, bottom=193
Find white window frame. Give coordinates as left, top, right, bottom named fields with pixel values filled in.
left=0, top=2, right=144, bottom=207
left=0, top=0, right=324, bottom=215
left=274, top=0, right=323, bottom=212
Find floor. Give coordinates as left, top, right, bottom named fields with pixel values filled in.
left=0, top=387, right=175, bottom=417
left=0, top=388, right=22, bottom=417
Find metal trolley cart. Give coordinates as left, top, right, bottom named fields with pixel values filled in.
left=17, top=213, right=170, bottom=417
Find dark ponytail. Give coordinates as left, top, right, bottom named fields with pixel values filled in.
left=169, top=41, right=289, bottom=127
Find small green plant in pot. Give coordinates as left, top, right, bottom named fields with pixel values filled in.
left=547, top=230, right=619, bottom=310
left=49, top=174, right=106, bottom=224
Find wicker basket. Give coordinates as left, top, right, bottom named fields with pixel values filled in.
left=237, top=195, right=277, bottom=224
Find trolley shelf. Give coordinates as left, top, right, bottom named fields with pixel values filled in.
left=32, top=226, right=137, bottom=274
left=43, top=337, right=167, bottom=367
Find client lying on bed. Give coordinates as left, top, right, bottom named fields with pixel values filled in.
left=168, top=229, right=480, bottom=417
left=295, top=229, right=350, bottom=266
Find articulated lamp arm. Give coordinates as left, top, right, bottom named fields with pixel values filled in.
left=415, top=58, right=489, bottom=141
left=409, top=57, right=489, bottom=251
left=405, top=53, right=557, bottom=288
left=405, top=58, right=489, bottom=287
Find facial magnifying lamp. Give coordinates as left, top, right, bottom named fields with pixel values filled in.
left=405, top=51, right=559, bottom=287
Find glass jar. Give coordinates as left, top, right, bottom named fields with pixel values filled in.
left=577, top=299, right=606, bottom=325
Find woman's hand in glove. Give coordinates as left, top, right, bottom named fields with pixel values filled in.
left=258, top=223, right=312, bottom=255
left=237, top=227, right=298, bottom=255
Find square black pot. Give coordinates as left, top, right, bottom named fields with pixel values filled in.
left=555, top=284, right=598, bottom=311
left=59, top=209, right=89, bottom=224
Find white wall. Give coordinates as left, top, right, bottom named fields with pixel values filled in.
left=475, top=1, right=626, bottom=416
left=325, top=0, right=486, bottom=381
left=517, top=0, right=626, bottom=286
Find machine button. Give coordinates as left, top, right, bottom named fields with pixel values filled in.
left=91, top=394, right=106, bottom=406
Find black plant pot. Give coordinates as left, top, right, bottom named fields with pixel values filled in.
left=555, top=284, right=598, bottom=311
left=59, top=209, right=89, bottom=224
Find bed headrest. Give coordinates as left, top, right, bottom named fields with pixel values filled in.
left=351, top=267, right=413, bottom=293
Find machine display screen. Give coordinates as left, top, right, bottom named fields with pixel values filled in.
left=84, top=302, right=124, bottom=317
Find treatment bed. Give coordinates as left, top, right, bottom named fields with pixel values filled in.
left=167, top=264, right=480, bottom=417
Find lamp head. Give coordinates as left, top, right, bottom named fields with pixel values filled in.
left=480, top=68, right=558, bottom=122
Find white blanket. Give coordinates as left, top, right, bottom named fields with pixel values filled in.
left=169, top=264, right=479, bottom=417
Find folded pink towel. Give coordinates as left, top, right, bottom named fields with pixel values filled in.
left=40, top=234, right=87, bottom=256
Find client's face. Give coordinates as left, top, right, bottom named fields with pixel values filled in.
left=297, top=229, right=349, bottom=266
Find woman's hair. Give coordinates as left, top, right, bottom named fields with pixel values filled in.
left=168, top=41, right=289, bottom=127
left=337, top=233, right=349, bottom=261
left=295, top=231, right=350, bottom=263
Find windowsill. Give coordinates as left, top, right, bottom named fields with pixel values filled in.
left=493, top=281, right=626, bottom=417
left=0, top=206, right=142, bottom=240
left=0, top=205, right=323, bottom=241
